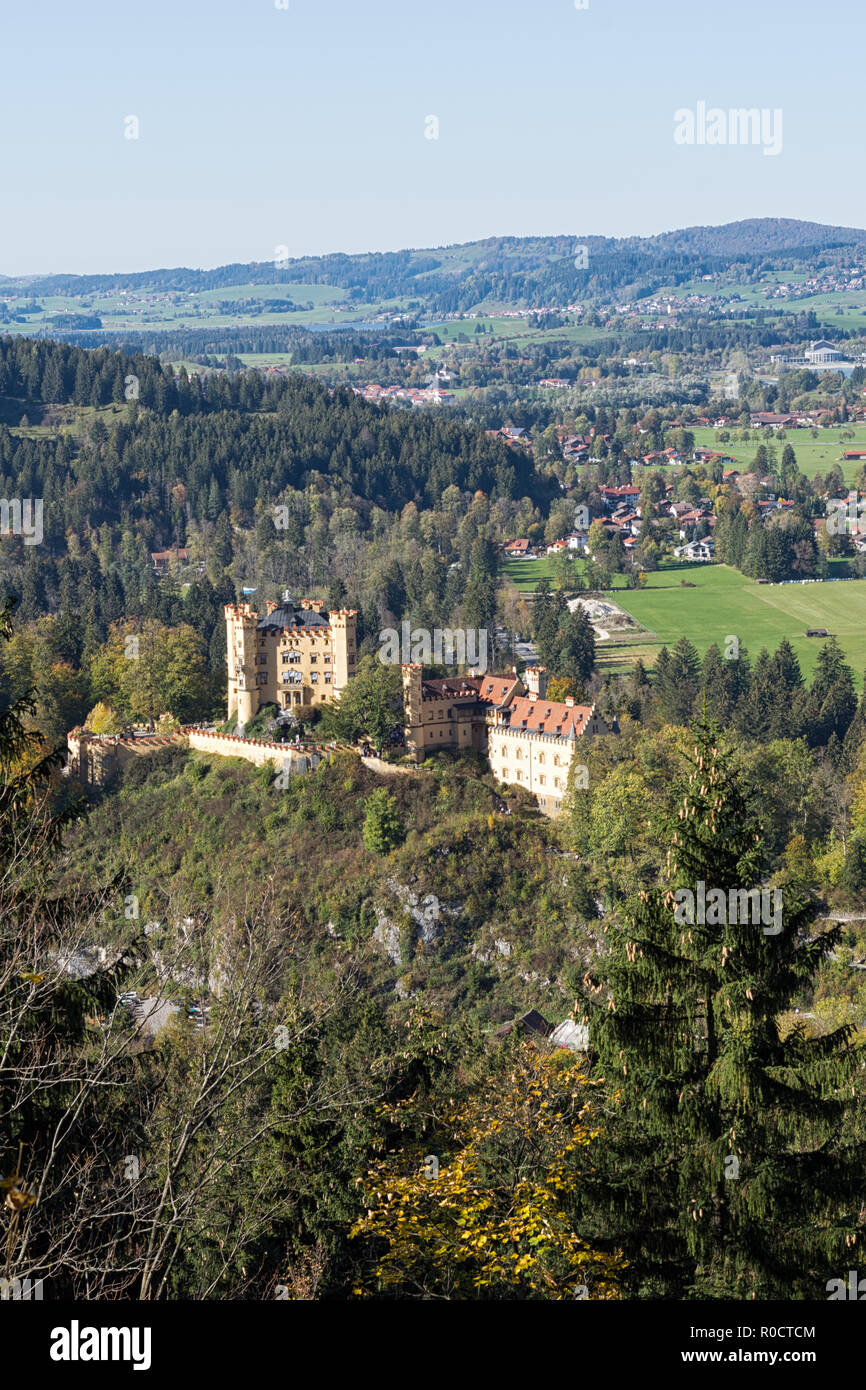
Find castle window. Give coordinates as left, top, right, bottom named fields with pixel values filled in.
left=311, top=673, right=319, bottom=684
left=538, top=753, right=545, bottom=764
left=310, top=654, right=317, bottom=662
left=324, top=654, right=332, bottom=663
left=324, top=674, right=332, bottom=684
left=539, top=776, right=546, bottom=786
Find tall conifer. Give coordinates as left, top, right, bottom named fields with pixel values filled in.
left=576, top=721, right=866, bottom=1298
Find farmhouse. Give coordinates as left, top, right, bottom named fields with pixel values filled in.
left=151, top=547, right=189, bottom=572
left=750, top=412, right=798, bottom=429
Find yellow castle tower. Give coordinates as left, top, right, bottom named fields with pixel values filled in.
left=225, top=595, right=357, bottom=725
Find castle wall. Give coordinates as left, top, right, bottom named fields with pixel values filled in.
left=66, top=728, right=348, bottom=788
left=186, top=729, right=339, bottom=773
left=66, top=732, right=185, bottom=788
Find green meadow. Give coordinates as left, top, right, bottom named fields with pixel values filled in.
left=609, top=565, right=866, bottom=683
left=688, top=426, right=866, bottom=487
left=503, top=557, right=866, bottom=684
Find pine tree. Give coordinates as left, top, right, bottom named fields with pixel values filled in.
left=558, top=607, right=596, bottom=685
left=655, top=637, right=700, bottom=725
left=575, top=721, right=866, bottom=1299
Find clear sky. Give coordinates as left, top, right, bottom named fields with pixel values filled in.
left=2, top=0, right=862, bottom=275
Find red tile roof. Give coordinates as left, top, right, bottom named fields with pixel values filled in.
left=420, top=674, right=520, bottom=707
left=502, top=696, right=594, bottom=738
left=476, top=675, right=522, bottom=706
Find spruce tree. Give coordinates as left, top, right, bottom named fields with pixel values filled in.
left=575, top=721, right=866, bottom=1298
left=558, top=606, right=596, bottom=686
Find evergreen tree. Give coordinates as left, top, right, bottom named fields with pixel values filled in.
left=655, top=637, right=700, bottom=725
left=533, top=584, right=567, bottom=671
left=802, top=637, right=858, bottom=748
left=736, top=648, right=773, bottom=742
left=576, top=722, right=866, bottom=1298
left=461, top=537, right=499, bottom=634
left=557, top=606, right=596, bottom=686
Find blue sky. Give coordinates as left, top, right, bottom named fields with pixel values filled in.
left=2, top=0, right=862, bottom=275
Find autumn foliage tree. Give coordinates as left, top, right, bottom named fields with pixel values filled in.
left=351, top=1047, right=624, bottom=1300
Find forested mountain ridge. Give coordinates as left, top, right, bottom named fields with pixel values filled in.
left=6, top=219, right=865, bottom=317
left=0, top=333, right=551, bottom=738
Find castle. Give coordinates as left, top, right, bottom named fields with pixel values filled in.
left=225, top=596, right=357, bottom=725
left=402, top=663, right=613, bottom=817
left=67, top=598, right=611, bottom=816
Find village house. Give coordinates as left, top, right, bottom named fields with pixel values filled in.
left=151, top=547, right=189, bottom=573
left=750, top=412, right=799, bottom=429
left=402, top=664, right=615, bottom=817
left=599, top=484, right=641, bottom=510
left=673, top=537, right=715, bottom=562
left=677, top=507, right=713, bottom=539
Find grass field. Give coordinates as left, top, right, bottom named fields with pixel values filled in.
left=689, top=426, right=866, bottom=486
left=426, top=316, right=613, bottom=349
left=0, top=280, right=398, bottom=335
left=608, top=565, right=866, bottom=684
left=503, top=557, right=866, bottom=684
left=645, top=282, right=866, bottom=329
left=502, top=555, right=566, bottom=591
